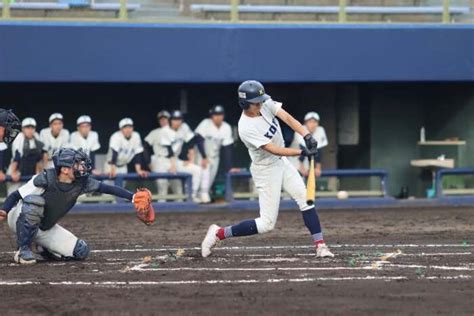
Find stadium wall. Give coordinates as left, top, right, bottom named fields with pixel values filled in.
left=0, top=22, right=473, bottom=82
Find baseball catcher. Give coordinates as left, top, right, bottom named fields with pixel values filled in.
left=0, top=147, right=155, bottom=264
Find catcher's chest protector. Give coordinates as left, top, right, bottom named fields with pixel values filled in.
left=34, top=169, right=84, bottom=230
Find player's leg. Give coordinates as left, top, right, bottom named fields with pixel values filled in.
left=281, top=158, right=334, bottom=257
left=201, top=162, right=284, bottom=257
left=7, top=196, right=44, bottom=264
left=7, top=196, right=90, bottom=263
left=199, top=166, right=211, bottom=203
left=177, top=160, right=202, bottom=202
left=153, top=157, right=170, bottom=201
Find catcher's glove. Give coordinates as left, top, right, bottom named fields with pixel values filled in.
left=133, top=188, right=155, bottom=225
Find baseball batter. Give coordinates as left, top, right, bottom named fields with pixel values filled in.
left=69, top=115, right=101, bottom=174
left=201, top=80, right=334, bottom=258
left=40, top=113, right=70, bottom=168
left=0, top=148, right=155, bottom=264
left=105, top=118, right=147, bottom=178
left=194, top=105, right=234, bottom=202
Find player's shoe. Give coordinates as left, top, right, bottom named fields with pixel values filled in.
left=14, top=246, right=37, bottom=265
left=199, top=192, right=211, bottom=204
left=192, top=194, right=201, bottom=204
left=201, top=224, right=220, bottom=258
left=316, top=243, right=335, bottom=258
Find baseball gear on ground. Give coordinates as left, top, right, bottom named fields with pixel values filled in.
left=52, top=148, right=92, bottom=179
left=303, top=133, right=318, bottom=152
left=238, top=80, right=270, bottom=110
left=133, top=188, right=155, bottom=225
left=0, top=108, right=21, bottom=145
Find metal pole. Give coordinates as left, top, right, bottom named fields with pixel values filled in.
left=119, top=0, right=128, bottom=20
left=442, top=0, right=450, bottom=23
left=338, top=0, right=347, bottom=23
left=2, top=0, right=11, bottom=19
left=230, top=0, right=239, bottom=22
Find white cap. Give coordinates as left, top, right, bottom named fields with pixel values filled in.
left=49, top=113, right=63, bottom=124
left=119, top=118, right=134, bottom=129
left=304, top=112, right=320, bottom=122
left=77, top=115, right=92, bottom=126
left=22, top=117, right=37, bottom=128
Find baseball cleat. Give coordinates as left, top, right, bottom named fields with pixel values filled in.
left=201, top=224, right=220, bottom=258
left=199, top=192, right=211, bottom=204
left=316, top=243, right=335, bottom=258
left=14, top=246, right=37, bottom=265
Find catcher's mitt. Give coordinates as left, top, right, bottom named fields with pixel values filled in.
left=133, top=188, right=155, bottom=225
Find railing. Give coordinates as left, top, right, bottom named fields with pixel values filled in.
left=435, top=168, right=474, bottom=198
left=225, top=169, right=389, bottom=203
left=0, top=0, right=471, bottom=23
left=1, top=172, right=193, bottom=203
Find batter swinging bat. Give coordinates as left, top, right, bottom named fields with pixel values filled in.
left=306, top=155, right=315, bottom=205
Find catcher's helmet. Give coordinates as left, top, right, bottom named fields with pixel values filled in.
left=53, top=148, right=92, bottom=179
left=0, top=109, right=21, bottom=145
left=238, top=80, right=270, bottom=110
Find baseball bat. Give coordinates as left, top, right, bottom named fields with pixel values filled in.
left=306, top=155, right=316, bottom=205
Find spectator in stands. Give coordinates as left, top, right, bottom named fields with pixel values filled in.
left=69, top=115, right=101, bottom=175
left=40, top=113, right=70, bottom=168
left=194, top=105, right=235, bottom=202
left=161, top=110, right=210, bottom=203
left=7, top=118, right=46, bottom=194
left=290, top=112, right=328, bottom=177
left=105, top=118, right=148, bottom=178
left=144, top=110, right=179, bottom=201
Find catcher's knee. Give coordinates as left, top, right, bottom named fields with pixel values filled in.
left=21, top=195, right=45, bottom=225
left=73, top=239, right=90, bottom=260
left=255, top=216, right=276, bottom=234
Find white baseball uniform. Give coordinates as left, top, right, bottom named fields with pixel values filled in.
left=195, top=118, right=234, bottom=189
left=39, top=128, right=70, bottom=168
left=161, top=123, right=209, bottom=197
left=7, top=176, right=78, bottom=257
left=145, top=127, right=182, bottom=198
left=104, top=131, right=144, bottom=174
left=238, top=99, right=312, bottom=234
left=69, top=131, right=101, bottom=155
left=289, top=126, right=327, bottom=170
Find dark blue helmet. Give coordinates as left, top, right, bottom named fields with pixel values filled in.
left=238, top=80, right=270, bottom=110
left=53, top=148, right=92, bottom=179
left=170, top=110, right=184, bottom=120
left=0, top=109, right=21, bottom=145
left=209, top=104, right=225, bottom=116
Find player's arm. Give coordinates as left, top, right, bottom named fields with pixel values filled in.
left=10, top=150, right=21, bottom=182
left=262, top=142, right=311, bottom=157
left=276, top=108, right=318, bottom=151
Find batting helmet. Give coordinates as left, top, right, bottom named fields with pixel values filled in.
left=53, top=148, right=92, bottom=179
left=238, top=80, right=270, bottom=110
left=0, top=109, right=21, bottom=145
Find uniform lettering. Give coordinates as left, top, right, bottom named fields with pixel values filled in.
left=264, top=120, right=279, bottom=139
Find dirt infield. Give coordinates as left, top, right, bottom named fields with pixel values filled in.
left=0, top=206, right=473, bottom=315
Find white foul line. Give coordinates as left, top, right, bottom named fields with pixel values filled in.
left=0, top=275, right=472, bottom=287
